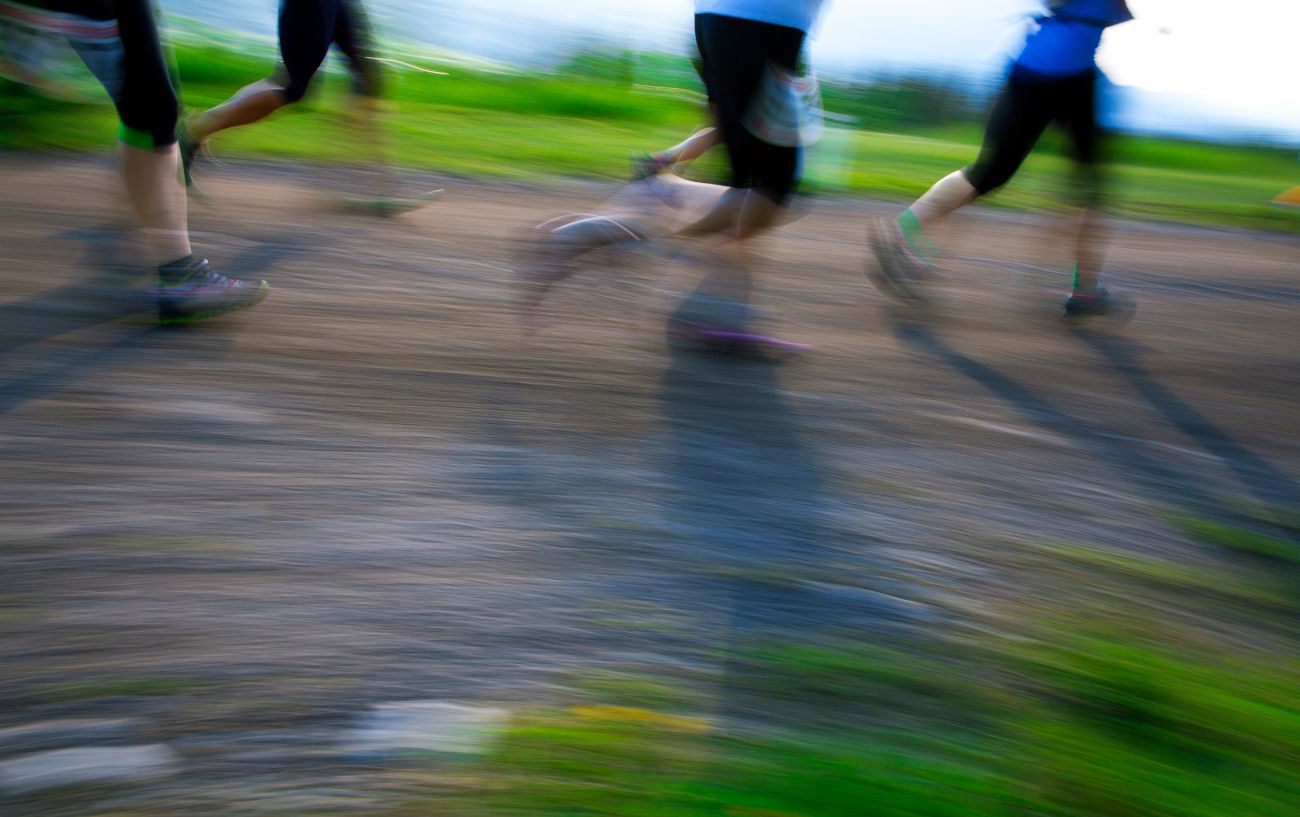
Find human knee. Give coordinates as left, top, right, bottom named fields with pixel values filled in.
left=261, top=64, right=307, bottom=103
left=277, top=77, right=310, bottom=104
left=736, top=191, right=783, bottom=239
left=118, top=88, right=179, bottom=149
left=962, top=162, right=1009, bottom=197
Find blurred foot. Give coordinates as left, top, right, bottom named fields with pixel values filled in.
left=666, top=316, right=809, bottom=357
left=866, top=218, right=932, bottom=304
left=156, top=257, right=268, bottom=325
left=1062, top=286, right=1122, bottom=319
left=340, top=188, right=444, bottom=218
left=516, top=214, right=646, bottom=327
left=630, top=152, right=673, bottom=181
left=515, top=243, right=575, bottom=329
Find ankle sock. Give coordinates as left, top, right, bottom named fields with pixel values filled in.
left=158, top=255, right=198, bottom=285
left=1070, top=262, right=1104, bottom=297
left=896, top=210, right=937, bottom=262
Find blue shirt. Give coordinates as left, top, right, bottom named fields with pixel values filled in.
left=694, top=0, right=825, bottom=33
left=1014, top=0, right=1132, bottom=79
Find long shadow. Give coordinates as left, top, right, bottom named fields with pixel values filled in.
left=0, top=327, right=162, bottom=415
left=659, top=347, right=828, bottom=622
left=0, top=227, right=300, bottom=414
left=1075, top=330, right=1300, bottom=510
left=658, top=294, right=921, bottom=729
left=0, top=226, right=308, bottom=355
left=890, top=317, right=1226, bottom=514
left=0, top=225, right=152, bottom=354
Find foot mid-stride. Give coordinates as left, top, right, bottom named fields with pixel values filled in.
left=155, top=257, right=269, bottom=325
left=866, top=217, right=933, bottom=305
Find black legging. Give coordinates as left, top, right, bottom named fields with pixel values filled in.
left=694, top=12, right=805, bottom=205
left=964, top=69, right=1102, bottom=204
left=276, top=0, right=380, bottom=103
left=33, top=0, right=178, bottom=147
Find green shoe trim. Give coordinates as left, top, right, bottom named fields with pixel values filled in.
left=897, top=210, right=938, bottom=262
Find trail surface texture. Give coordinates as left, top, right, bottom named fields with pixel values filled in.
left=1, top=157, right=1297, bottom=814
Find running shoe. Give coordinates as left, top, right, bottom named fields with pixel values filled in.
left=155, top=258, right=269, bottom=324
left=629, top=152, right=673, bottom=181
left=1061, top=286, right=1116, bottom=318
left=666, top=317, right=809, bottom=357
left=666, top=294, right=807, bottom=358
left=866, top=218, right=931, bottom=304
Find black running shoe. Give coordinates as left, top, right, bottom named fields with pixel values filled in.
left=1062, top=287, right=1115, bottom=318
left=155, top=258, right=268, bottom=324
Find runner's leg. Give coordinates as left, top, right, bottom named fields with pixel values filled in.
left=1058, top=70, right=1105, bottom=294
left=332, top=0, right=395, bottom=197
left=906, top=77, right=1054, bottom=256
left=105, top=0, right=190, bottom=265
left=185, top=0, right=338, bottom=144
left=682, top=14, right=803, bottom=321
left=52, top=0, right=266, bottom=318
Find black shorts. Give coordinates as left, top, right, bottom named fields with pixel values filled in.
left=275, top=0, right=379, bottom=103
left=20, top=0, right=178, bottom=147
left=964, top=68, right=1101, bottom=201
left=694, top=12, right=805, bottom=204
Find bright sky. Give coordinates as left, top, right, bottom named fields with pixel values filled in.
left=178, top=0, right=1300, bottom=140
left=1099, top=0, right=1300, bottom=135
left=537, top=0, right=1300, bottom=139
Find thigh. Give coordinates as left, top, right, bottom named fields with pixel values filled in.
left=1055, top=70, right=1104, bottom=204
left=33, top=0, right=125, bottom=101
left=11, top=0, right=175, bottom=141
left=277, top=0, right=338, bottom=97
left=747, top=21, right=805, bottom=203
left=694, top=13, right=770, bottom=188
left=1057, top=70, right=1099, bottom=166
left=332, top=0, right=381, bottom=95
left=964, top=77, right=1054, bottom=194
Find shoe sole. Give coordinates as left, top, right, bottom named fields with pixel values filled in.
left=1061, top=293, right=1136, bottom=322
left=158, top=281, right=270, bottom=326
left=666, top=319, right=808, bottom=358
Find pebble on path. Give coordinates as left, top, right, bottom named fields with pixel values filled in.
left=343, top=701, right=510, bottom=756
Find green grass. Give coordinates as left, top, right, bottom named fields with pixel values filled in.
left=414, top=626, right=1297, bottom=817
left=2, top=31, right=1297, bottom=233
left=1170, top=516, right=1300, bottom=565
left=380, top=511, right=1299, bottom=817
left=1018, top=540, right=1294, bottom=608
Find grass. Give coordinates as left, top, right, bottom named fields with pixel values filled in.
left=2, top=31, right=1298, bottom=233
left=407, top=625, right=1297, bottom=817
left=380, top=511, right=1300, bottom=817
left=1016, top=540, right=1294, bottom=609
left=1, top=29, right=1297, bottom=810
left=1169, top=516, right=1300, bottom=566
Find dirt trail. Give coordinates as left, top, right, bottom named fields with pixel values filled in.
left=1, top=157, right=1297, bottom=813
